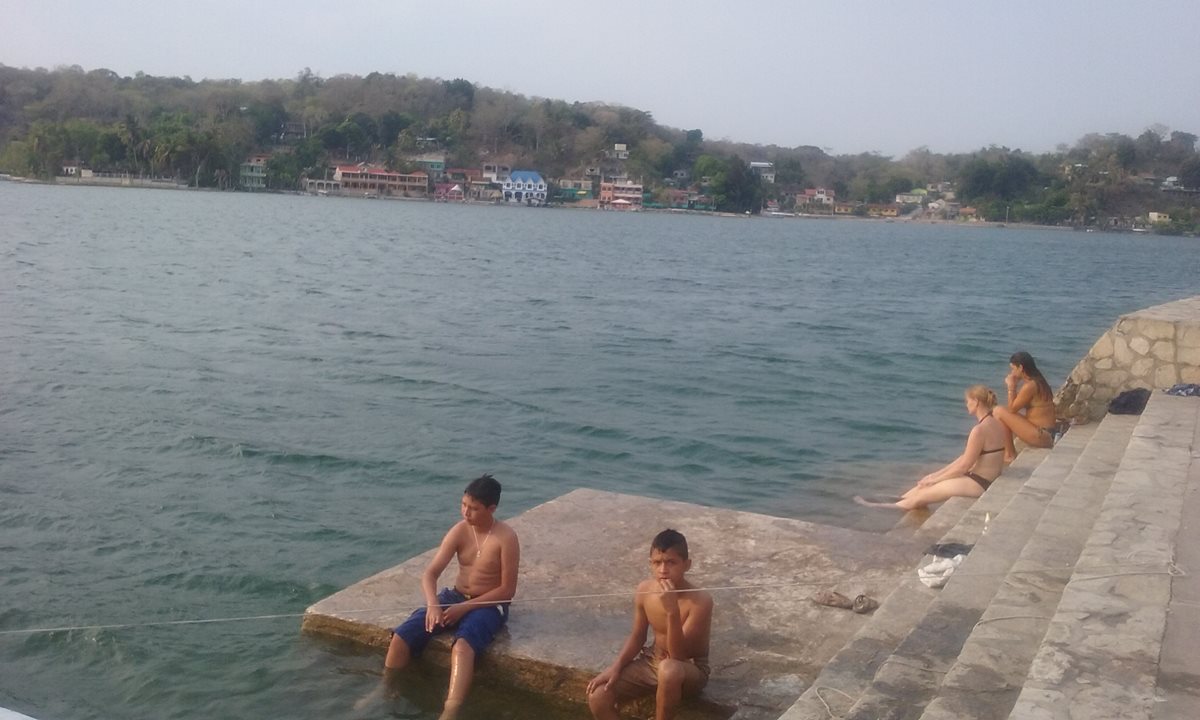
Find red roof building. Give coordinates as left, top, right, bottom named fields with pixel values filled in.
left=333, top=165, right=428, bottom=196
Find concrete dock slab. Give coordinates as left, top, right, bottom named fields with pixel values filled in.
left=302, top=488, right=918, bottom=718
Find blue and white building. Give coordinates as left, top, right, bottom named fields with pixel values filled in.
left=503, top=170, right=547, bottom=206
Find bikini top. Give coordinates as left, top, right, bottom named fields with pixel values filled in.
left=977, top=412, right=1003, bottom=454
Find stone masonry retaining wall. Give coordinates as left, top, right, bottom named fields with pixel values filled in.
left=1056, top=296, right=1200, bottom=422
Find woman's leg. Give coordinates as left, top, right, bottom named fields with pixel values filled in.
left=894, top=476, right=984, bottom=511
left=994, top=407, right=1052, bottom=461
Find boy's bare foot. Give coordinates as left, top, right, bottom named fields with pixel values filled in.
left=353, top=685, right=383, bottom=712
left=437, top=703, right=462, bottom=720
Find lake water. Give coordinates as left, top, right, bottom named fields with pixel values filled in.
left=1, top=183, right=1197, bottom=720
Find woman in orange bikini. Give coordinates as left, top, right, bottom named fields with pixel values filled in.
left=993, top=351, right=1057, bottom=462
left=856, top=385, right=1006, bottom=511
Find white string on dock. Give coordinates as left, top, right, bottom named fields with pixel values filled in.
left=0, top=561, right=1185, bottom=638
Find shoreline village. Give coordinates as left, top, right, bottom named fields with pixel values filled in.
left=3, top=64, right=1199, bottom=235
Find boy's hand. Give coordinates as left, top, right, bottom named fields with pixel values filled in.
left=657, top=579, right=680, bottom=615
left=439, top=602, right=470, bottom=627
left=424, top=604, right=444, bottom=632
left=586, top=666, right=617, bottom=696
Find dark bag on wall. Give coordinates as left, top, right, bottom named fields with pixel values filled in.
left=1108, top=388, right=1151, bottom=415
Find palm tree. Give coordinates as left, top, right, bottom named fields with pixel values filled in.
left=119, top=115, right=148, bottom=175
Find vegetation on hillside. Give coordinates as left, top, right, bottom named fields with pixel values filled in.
left=1, top=64, right=1198, bottom=228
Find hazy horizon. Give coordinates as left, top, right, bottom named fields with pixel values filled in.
left=3, top=0, right=1199, bottom=156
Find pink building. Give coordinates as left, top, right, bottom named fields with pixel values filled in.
left=599, top=179, right=644, bottom=210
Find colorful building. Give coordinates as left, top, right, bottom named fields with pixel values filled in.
left=445, top=167, right=483, bottom=184
left=412, top=153, right=446, bottom=179
left=556, top=178, right=594, bottom=202
left=333, top=165, right=428, bottom=197
left=599, top=179, right=644, bottom=210
left=240, top=153, right=270, bottom=190
left=797, top=187, right=836, bottom=208
left=503, top=170, right=547, bottom=205
left=482, top=163, right=512, bottom=182
left=304, top=178, right=341, bottom=194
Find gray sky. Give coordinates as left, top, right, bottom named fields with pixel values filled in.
left=3, top=0, right=1198, bottom=156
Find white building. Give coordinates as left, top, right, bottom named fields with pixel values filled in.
left=503, top=170, right=547, bottom=205
left=483, top=163, right=512, bottom=183
left=797, top=187, right=835, bottom=206
left=607, top=143, right=630, bottom=160
left=749, top=161, right=776, bottom=183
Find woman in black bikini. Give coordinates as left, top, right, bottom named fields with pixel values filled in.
left=856, top=385, right=1006, bottom=511
left=993, top=351, right=1057, bottom=462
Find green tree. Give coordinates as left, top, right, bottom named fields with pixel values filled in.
left=119, top=114, right=151, bottom=174
left=26, top=120, right=68, bottom=177
left=774, top=157, right=805, bottom=186
left=1113, top=135, right=1137, bottom=171
left=1179, top=157, right=1200, bottom=189
left=246, top=101, right=287, bottom=143
left=712, top=155, right=763, bottom=213
left=266, top=153, right=301, bottom=189
left=442, top=78, right=475, bottom=110
left=958, top=153, right=1039, bottom=201
left=692, top=154, right=727, bottom=184
left=668, top=129, right=704, bottom=173
left=335, top=117, right=367, bottom=158
left=0, top=139, right=34, bottom=175
left=884, top=175, right=913, bottom=198
left=379, top=111, right=414, bottom=146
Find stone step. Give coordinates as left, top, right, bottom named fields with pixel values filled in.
left=776, top=434, right=1067, bottom=720
left=1008, top=394, right=1200, bottom=720
left=884, top=495, right=973, bottom=550
left=917, top=412, right=1140, bottom=720
left=838, top=422, right=1101, bottom=720
left=1154, top=400, right=1200, bottom=720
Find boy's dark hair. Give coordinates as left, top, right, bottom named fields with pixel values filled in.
left=651, top=528, right=689, bottom=559
left=464, top=474, right=501, bottom=507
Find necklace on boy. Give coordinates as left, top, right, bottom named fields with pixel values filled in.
left=471, top=520, right=494, bottom=558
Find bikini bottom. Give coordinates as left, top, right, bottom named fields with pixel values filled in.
left=966, top=471, right=994, bottom=490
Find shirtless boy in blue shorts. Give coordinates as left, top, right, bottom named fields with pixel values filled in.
left=587, top=529, right=713, bottom=720
left=374, top=474, right=520, bottom=720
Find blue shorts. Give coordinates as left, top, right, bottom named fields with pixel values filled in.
left=393, top=587, right=509, bottom=657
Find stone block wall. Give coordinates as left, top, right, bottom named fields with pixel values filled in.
left=1056, top=296, right=1200, bottom=422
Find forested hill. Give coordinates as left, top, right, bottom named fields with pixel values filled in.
left=1, top=64, right=1198, bottom=229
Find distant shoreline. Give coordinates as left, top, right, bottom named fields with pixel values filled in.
left=0, top=176, right=1174, bottom=236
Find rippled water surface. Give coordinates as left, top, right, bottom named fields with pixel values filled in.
left=2, top=183, right=1197, bottom=719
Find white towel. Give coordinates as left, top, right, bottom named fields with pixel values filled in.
left=918, top=554, right=965, bottom=588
